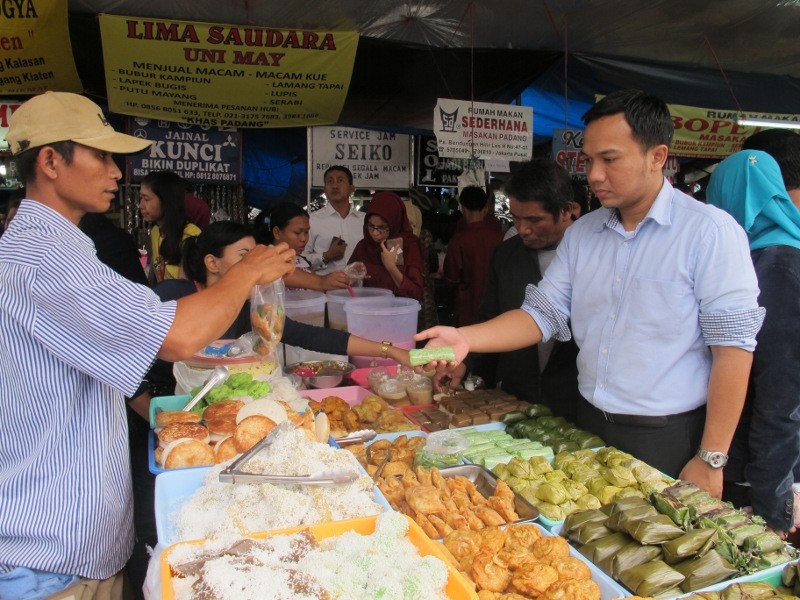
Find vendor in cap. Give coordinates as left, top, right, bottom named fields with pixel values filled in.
left=0, top=92, right=295, bottom=599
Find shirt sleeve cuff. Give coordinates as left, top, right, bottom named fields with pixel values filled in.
left=699, top=307, right=766, bottom=350
left=521, top=284, right=572, bottom=343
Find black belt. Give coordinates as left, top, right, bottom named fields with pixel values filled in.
left=581, top=397, right=705, bottom=428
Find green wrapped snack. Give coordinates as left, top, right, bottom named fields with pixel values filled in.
left=601, top=465, right=638, bottom=488
left=491, top=463, right=510, bottom=480
left=553, top=439, right=581, bottom=453
left=652, top=491, right=697, bottom=528
left=625, top=514, right=686, bottom=544
left=408, top=346, right=456, bottom=366
left=729, top=523, right=767, bottom=546
left=524, top=403, right=552, bottom=418
left=571, top=467, right=599, bottom=487
left=605, top=503, right=658, bottom=532
left=507, top=457, right=535, bottom=479
left=536, top=481, right=568, bottom=505
left=663, top=528, right=718, bottom=564
left=562, top=479, right=589, bottom=501
left=563, top=508, right=608, bottom=534
left=743, top=531, right=785, bottom=554
left=571, top=520, right=613, bottom=545
left=632, top=464, right=664, bottom=484
left=559, top=499, right=579, bottom=517
left=719, top=582, right=787, bottom=599
left=674, top=550, right=738, bottom=592
left=615, top=488, right=647, bottom=500
left=534, top=500, right=565, bottom=521
left=611, top=542, right=663, bottom=578
left=619, top=560, right=686, bottom=597
left=544, top=470, right=568, bottom=483
left=528, top=455, right=554, bottom=475
left=579, top=531, right=632, bottom=567
left=782, top=560, right=800, bottom=590
left=576, top=494, right=603, bottom=510
left=553, top=450, right=577, bottom=471
left=748, top=549, right=796, bottom=571
left=596, top=484, right=623, bottom=505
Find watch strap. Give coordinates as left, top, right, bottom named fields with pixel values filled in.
left=380, top=340, right=392, bottom=359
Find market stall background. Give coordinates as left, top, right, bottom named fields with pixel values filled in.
left=14, top=1, right=800, bottom=206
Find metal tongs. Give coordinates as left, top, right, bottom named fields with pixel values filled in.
left=333, top=429, right=377, bottom=447
left=218, top=421, right=360, bottom=487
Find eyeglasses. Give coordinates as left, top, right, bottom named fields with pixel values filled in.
left=367, top=223, right=390, bottom=233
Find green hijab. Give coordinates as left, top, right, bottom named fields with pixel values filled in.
left=707, top=150, right=800, bottom=251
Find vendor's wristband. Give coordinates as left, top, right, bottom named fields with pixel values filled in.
left=380, top=340, right=392, bottom=359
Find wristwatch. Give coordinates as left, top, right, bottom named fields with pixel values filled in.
left=380, top=340, right=393, bottom=359
left=697, top=447, right=728, bottom=469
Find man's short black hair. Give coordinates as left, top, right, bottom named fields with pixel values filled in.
left=582, top=89, right=674, bottom=151
left=459, top=186, right=488, bottom=211
left=324, top=165, right=354, bottom=185
left=14, top=141, right=75, bottom=185
left=504, top=158, right=574, bottom=220
left=742, top=129, right=800, bottom=190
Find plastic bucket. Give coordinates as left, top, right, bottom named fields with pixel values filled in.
left=325, top=288, right=393, bottom=331
left=345, top=297, right=420, bottom=367
left=284, top=289, right=326, bottom=327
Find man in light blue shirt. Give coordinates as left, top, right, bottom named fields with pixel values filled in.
left=0, top=92, right=295, bottom=599
left=418, top=90, right=764, bottom=498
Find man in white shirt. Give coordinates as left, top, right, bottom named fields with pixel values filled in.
left=303, top=166, right=364, bottom=274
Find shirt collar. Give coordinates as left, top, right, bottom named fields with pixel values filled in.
left=598, top=177, right=674, bottom=232
left=16, top=199, right=95, bottom=252
left=321, top=201, right=358, bottom=218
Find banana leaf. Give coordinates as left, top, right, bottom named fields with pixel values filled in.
left=729, top=523, right=767, bottom=547
left=607, top=495, right=653, bottom=515
left=663, top=528, right=718, bottom=564
left=781, top=560, right=800, bottom=588
left=743, top=531, right=785, bottom=554
left=576, top=494, right=603, bottom=510
left=563, top=508, right=608, bottom=534
left=536, top=481, right=568, bottom=504
left=579, top=531, right=632, bottom=566
left=606, top=503, right=659, bottom=533
left=719, top=582, right=787, bottom=599
left=571, top=520, right=614, bottom=545
left=674, top=549, right=738, bottom=592
left=625, top=513, right=686, bottom=544
left=747, top=549, right=796, bottom=572
left=611, top=541, right=663, bottom=578
left=681, top=593, right=721, bottom=599
left=616, top=487, right=647, bottom=500
left=652, top=491, right=696, bottom=528
left=619, top=559, right=686, bottom=597
left=665, top=481, right=703, bottom=501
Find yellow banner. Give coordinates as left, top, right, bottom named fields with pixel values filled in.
left=670, top=102, right=799, bottom=158
left=99, top=15, right=358, bottom=128
left=0, top=0, right=82, bottom=95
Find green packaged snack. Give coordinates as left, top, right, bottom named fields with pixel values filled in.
left=673, top=550, right=737, bottom=592
left=576, top=494, right=603, bottom=510
left=619, top=560, right=686, bottom=597
left=562, top=508, right=608, bottom=534
left=524, top=403, right=552, bottom=418
left=625, top=514, right=685, bottom=544
left=579, top=531, right=631, bottom=565
left=743, top=531, right=785, bottom=554
left=663, top=528, right=718, bottom=564
left=611, top=542, right=663, bottom=578
left=408, top=346, right=456, bottom=366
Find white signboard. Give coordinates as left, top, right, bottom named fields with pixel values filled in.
left=433, top=98, right=533, bottom=161
left=309, top=126, right=412, bottom=189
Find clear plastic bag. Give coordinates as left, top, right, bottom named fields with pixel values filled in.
left=250, top=278, right=285, bottom=356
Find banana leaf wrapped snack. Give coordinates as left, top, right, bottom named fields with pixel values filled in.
left=570, top=520, right=614, bottom=545
left=619, top=559, right=685, bottom=597
left=610, top=541, right=663, bottom=578
left=625, top=513, right=685, bottom=544
left=744, top=532, right=786, bottom=555
left=562, top=508, right=608, bottom=535
left=782, top=560, right=800, bottom=595
left=662, top=528, right=718, bottom=564
left=606, top=502, right=659, bottom=532
left=579, top=531, right=631, bottom=565
left=673, top=549, right=738, bottom=592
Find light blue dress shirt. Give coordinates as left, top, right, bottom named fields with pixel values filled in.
left=522, top=179, right=764, bottom=416
left=0, top=201, right=176, bottom=580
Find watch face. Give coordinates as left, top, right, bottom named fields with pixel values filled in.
left=707, top=452, right=727, bottom=468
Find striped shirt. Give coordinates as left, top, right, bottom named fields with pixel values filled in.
left=0, top=201, right=176, bottom=579
left=522, top=179, right=765, bottom=416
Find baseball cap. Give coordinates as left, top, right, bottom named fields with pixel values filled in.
left=6, top=91, right=151, bottom=156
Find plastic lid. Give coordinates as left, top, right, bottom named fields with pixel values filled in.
left=424, top=430, right=469, bottom=455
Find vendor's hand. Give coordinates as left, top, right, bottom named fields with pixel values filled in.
left=379, top=240, right=401, bottom=269
left=243, top=243, right=295, bottom=284
left=321, top=270, right=350, bottom=291
left=325, top=237, right=346, bottom=261
left=679, top=455, right=723, bottom=498
left=433, top=362, right=467, bottom=392
left=414, top=325, right=470, bottom=374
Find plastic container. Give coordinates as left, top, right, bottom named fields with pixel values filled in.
left=345, top=296, right=420, bottom=367
left=160, top=514, right=478, bottom=600
left=284, top=289, right=326, bottom=326
left=415, top=430, right=469, bottom=468
left=325, top=287, right=393, bottom=331
left=406, top=377, right=433, bottom=405
left=300, top=385, right=373, bottom=407
left=351, top=364, right=399, bottom=390
left=374, top=378, right=409, bottom=406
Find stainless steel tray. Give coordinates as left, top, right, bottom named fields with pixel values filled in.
left=438, top=464, right=539, bottom=523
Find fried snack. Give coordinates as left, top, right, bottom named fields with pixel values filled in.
left=205, top=418, right=237, bottom=437
left=509, top=563, right=559, bottom=597
left=414, top=513, right=439, bottom=539
left=376, top=477, right=405, bottom=507
left=342, top=410, right=360, bottom=431
left=157, top=422, right=210, bottom=446
left=443, top=510, right=469, bottom=531
left=475, top=505, right=507, bottom=527
left=539, top=579, right=601, bottom=600
left=497, top=546, right=537, bottom=571
left=232, top=415, right=276, bottom=453
left=461, top=508, right=486, bottom=530
left=444, top=529, right=484, bottom=571
left=504, top=524, right=542, bottom=550
left=406, top=485, right=446, bottom=515
left=488, top=495, right=520, bottom=523
left=548, top=556, right=591, bottom=582
left=452, top=492, right=473, bottom=510
left=471, top=549, right=513, bottom=593
left=428, top=514, right=453, bottom=538
left=530, top=536, right=571, bottom=563
left=214, top=436, right=238, bottom=463
left=494, top=479, right=516, bottom=502
left=203, top=399, right=245, bottom=422
left=415, top=465, right=433, bottom=486
left=477, top=527, right=508, bottom=554
left=381, top=461, right=411, bottom=478
left=477, top=590, right=498, bottom=600
left=163, top=439, right=216, bottom=469
left=374, top=409, right=416, bottom=432
left=348, top=443, right=367, bottom=465
left=155, top=410, right=202, bottom=427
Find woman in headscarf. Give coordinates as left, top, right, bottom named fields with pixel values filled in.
left=348, top=191, right=424, bottom=301
left=707, top=149, right=800, bottom=537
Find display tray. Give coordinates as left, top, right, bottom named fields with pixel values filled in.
left=436, top=464, right=539, bottom=524
left=301, top=385, right=420, bottom=433
left=552, top=523, right=793, bottom=599
left=154, top=462, right=392, bottom=546
left=404, top=404, right=514, bottom=433
left=149, top=394, right=192, bottom=429
left=160, top=514, right=478, bottom=600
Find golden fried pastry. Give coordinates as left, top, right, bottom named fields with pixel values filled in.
left=214, top=436, right=238, bottom=463
left=548, top=556, right=591, bottom=582
left=155, top=410, right=201, bottom=427
left=232, top=415, right=276, bottom=453
left=203, top=399, right=245, bottom=422
left=428, top=514, right=453, bottom=538
left=475, top=505, right=507, bottom=527
left=477, top=527, right=508, bottom=554
left=205, top=418, right=237, bottom=437
left=347, top=443, right=367, bottom=466
left=415, top=465, right=433, bottom=486
left=496, top=593, right=528, bottom=600
left=407, top=437, right=426, bottom=452
left=494, top=479, right=516, bottom=501
left=163, top=439, right=215, bottom=469
left=414, top=513, right=439, bottom=539
left=381, top=461, right=411, bottom=478
left=158, top=422, right=210, bottom=446
left=406, top=485, right=446, bottom=515
left=452, top=492, right=473, bottom=510
left=343, top=410, right=360, bottom=431
left=431, top=465, right=448, bottom=491
left=461, top=508, right=486, bottom=530
left=477, top=591, right=498, bottom=599
left=443, top=509, right=469, bottom=531
left=497, top=546, right=537, bottom=571
left=504, top=524, right=542, bottom=550
left=443, top=529, right=483, bottom=571
left=488, top=495, right=520, bottom=522
left=377, top=477, right=405, bottom=506
left=539, top=579, right=600, bottom=600
left=471, top=549, right=512, bottom=592
left=467, top=484, right=489, bottom=506
left=510, top=563, right=559, bottom=597
left=400, top=470, right=420, bottom=488
left=531, top=536, right=571, bottom=563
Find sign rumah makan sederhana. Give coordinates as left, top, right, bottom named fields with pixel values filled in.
left=98, top=15, right=358, bottom=128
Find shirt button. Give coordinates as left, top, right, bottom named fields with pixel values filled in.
left=601, top=348, right=608, bottom=354
left=615, top=277, right=622, bottom=283
left=623, top=241, right=629, bottom=247
left=610, top=313, right=616, bottom=320
left=599, top=383, right=605, bottom=389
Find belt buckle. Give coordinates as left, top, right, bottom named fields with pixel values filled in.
left=602, top=410, right=615, bottom=423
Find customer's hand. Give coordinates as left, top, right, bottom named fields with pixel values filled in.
left=433, top=362, right=467, bottom=393
left=413, top=325, right=469, bottom=375
left=679, top=455, right=723, bottom=498
left=241, top=243, right=295, bottom=284
left=325, top=237, right=346, bottom=262
left=379, top=240, right=401, bottom=270
left=321, top=270, right=350, bottom=291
